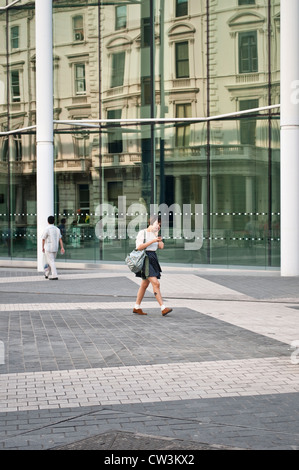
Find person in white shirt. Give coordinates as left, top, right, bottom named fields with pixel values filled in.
left=133, top=216, right=172, bottom=317
left=42, top=216, right=65, bottom=280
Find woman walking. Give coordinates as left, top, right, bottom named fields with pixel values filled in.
left=133, top=216, right=172, bottom=317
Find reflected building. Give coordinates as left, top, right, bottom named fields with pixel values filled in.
left=0, top=0, right=281, bottom=268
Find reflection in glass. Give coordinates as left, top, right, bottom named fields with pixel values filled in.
left=73, top=15, right=84, bottom=42
left=10, top=25, right=19, bottom=49
left=176, top=0, right=188, bottom=18
left=239, top=31, right=258, bottom=74
left=175, top=42, right=190, bottom=79
left=0, top=0, right=281, bottom=268
left=115, top=5, right=127, bottom=30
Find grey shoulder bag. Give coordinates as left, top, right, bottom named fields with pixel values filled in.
left=125, top=230, right=147, bottom=274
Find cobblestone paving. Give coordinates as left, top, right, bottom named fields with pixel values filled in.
left=0, top=268, right=299, bottom=450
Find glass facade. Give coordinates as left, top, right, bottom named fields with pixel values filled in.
left=0, top=0, right=281, bottom=268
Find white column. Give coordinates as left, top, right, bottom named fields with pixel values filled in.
left=35, top=0, right=54, bottom=271
left=280, top=0, right=299, bottom=276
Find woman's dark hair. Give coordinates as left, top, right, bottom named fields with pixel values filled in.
left=148, top=215, right=161, bottom=226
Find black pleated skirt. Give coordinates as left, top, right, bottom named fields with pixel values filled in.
left=135, top=251, right=162, bottom=280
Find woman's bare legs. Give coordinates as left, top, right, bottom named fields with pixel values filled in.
left=136, top=278, right=150, bottom=305
left=135, top=277, right=172, bottom=316
left=148, top=277, right=163, bottom=306
left=149, top=276, right=172, bottom=316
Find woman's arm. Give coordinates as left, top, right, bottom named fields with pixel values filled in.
left=137, top=236, right=162, bottom=251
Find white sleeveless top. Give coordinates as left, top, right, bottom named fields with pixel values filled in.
left=136, top=229, right=158, bottom=251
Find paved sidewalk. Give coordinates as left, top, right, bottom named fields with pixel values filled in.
left=0, top=265, right=299, bottom=450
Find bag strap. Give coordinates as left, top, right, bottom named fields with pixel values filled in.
left=143, top=230, right=149, bottom=278
left=144, top=255, right=149, bottom=278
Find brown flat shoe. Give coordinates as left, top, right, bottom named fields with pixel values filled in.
left=133, top=308, right=147, bottom=315
left=162, top=307, right=172, bottom=316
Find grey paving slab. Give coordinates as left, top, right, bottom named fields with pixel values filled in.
left=1, top=392, right=299, bottom=450
left=200, top=274, right=299, bottom=300
left=0, top=275, right=143, bottom=300
left=0, top=307, right=289, bottom=374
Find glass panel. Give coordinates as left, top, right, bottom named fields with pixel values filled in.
left=270, top=0, right=281, bottom=268
left=209, top=115, right=270, bottom=267
left=156, top=121, right=207, bottom=266
left=240, top=99, right=259, bottom=144
left=208, top=1, right=279, bottom=267
left=175, top=104, right=192, bottom=147
left=0, top=0, right=281, bottom=269
left=1, top=4, right=36, bottom=260
left=270, top=113, right=281, bottom=268
left=0, top=136, right=10, bottom=258
left=52, top=2, right=97, bottom=263
left=0, top=7, right=9, bottom=258
left=8, top=133, right=37, bottom=260
left=107, top=109, right=123, bottom=154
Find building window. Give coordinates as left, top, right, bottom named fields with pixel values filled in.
left=239, top=31, right=258, bottom=73
left=73, top=123, right=89, bottom=159
left=141, top=17, right=151, bottom=48
left=1, top=134, right=22, bottom=161
left=176, top=103, right=191, bottom=147
left=115, top=5, right=127, bottom=30
left=1, top=138, right=8, bottom=162
left=176, top=0, right=188, bottom=18
left=108, top=181, right=123, bottom=207
left=110, top=52, right=125, bottom=88
left=73, top=15, right=84, bottom=41
left=11, top=70, right=21, bottom=102
left=141, top=77, right=151, bottom=106
left=74, top=64, right=86, bottom=95
left=78, top=184, right=89, bottom=216
left=107, top=109, right=123, bottom=154
left=238, top=0, right=255, bottom=5
left=240, top=99, right=258, bottom=145
left=175, top=42, right=189, bottom=78
left=10, top=26, right=19, bottom=49
left=13, top=135, right=22, bottom=161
